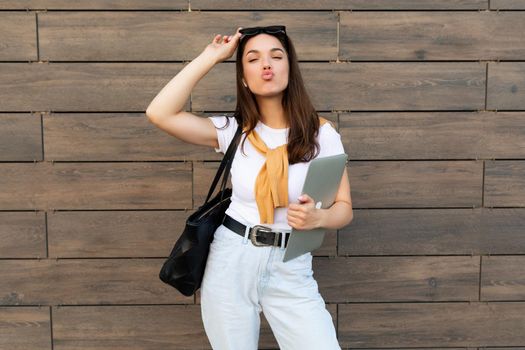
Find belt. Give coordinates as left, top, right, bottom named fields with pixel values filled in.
left=222, top=214, right=291, bottom=248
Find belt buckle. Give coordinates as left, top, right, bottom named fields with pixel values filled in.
left=250, top=225, right=273, bottom=246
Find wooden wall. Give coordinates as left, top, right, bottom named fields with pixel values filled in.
left=1, top=0, right=525, bottom=349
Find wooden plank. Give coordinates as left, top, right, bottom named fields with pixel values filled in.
left=0, top=113, right=42, bottom=161
left=0, top=62, right=485, bottom=112
left=43, top=113, right=221, bottom=161
left=341, top=11, right=525, bottom=60
left=39, top=11, right=337, bottom=61
left=53, top=305, right=208, bottom=350
left=339, top=111, right=525, bottom=160
left=339, top=208, right=525, bottom=255
left=346, top=160, right=483, bottom=208
left=485, top=160, right=525, bottom=207
left=313, top=256, right=479, bottom=303
left=194, top=62, right=486, bottom=111
left=481, top=256, right=525, bottom=300
left=0, top=212, right=46, bottom=258
left=47, top=210, right=190, bottom=257
left=0, top=162, right=192, bottom=210
left=487, top=62, right=525, bottom=110
left=491, top=0, right=525, bottom=9
left=339, top=302, right=525, bottom=347
left=0, top=0, right=188, bottom=9
left=0, top=12, right=36, bottom=60
left=0, top=63, right=187, bottom=112
left=0, top=259, right=192, bottom=305
left=191, top=0, right=487, bottom=10
left=0, top=307, right=50, bottom=350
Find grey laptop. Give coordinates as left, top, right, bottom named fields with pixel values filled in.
left=282, top=153, right=349, bottom=262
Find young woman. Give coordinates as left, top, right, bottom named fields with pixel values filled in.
left=146, top=25, right=353, bottom=350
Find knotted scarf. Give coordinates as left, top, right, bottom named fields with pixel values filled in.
left=243, top=116, right=332, bottom=224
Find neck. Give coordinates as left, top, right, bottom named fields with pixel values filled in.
left=255, top=94, right=287, bottom=128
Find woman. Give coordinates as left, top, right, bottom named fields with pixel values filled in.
left=146, top=25, right=353, bottom=350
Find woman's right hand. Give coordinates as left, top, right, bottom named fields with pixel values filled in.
left=203, top=27, right=243, bottom=64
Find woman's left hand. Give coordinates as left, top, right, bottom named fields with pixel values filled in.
left=287, top=193, right=323, bottom=230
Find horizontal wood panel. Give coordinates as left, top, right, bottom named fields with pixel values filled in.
left=47, top=210, right=189, bottom=258
left=0, top=162, right=192, bottom=210
left=341, top=11, right=525, bottom=60
left=51, top=304, right=335, bottom=349
left=190, top=0, right=488, bottom=10
left=0, top=0, right=488, bottom=10
left=314, top=256, right=479, bottom=302
left=339, top=302, right=525, bottom=347
left=0, top=307, right=50, bottom=350
left=481, top=256, right=525, bottom=300
left=491, top=0, right=525, bottom=9
left=0, top=113, right=42, bottom=161
left=347, top=160, right=483, bottom=208
left=484, top=160, right=525, bottom=207
left=339, top=208, right=525, bottom=255
left=487, top=62, right=525, bottom=110
left=0, top=12, right=36, bottom=60
left=0, top=62, right=486, bottom=112
left=0, top=63, right=187, bottom=112
left=0, top=212, right=46, bottom=258
left=0, top=259, right=192, bottom=305
left=194, top=62, right=486, bottom=111
left=43, top=113, right=221, bottom=161
left=38, top=11, right=337, bottom=61
left=340, top=111, right=525, bottom=160
left=0, top=0, right=188, bottom=9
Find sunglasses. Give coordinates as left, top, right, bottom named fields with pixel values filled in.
left=239, top=25, right=287, bottom=38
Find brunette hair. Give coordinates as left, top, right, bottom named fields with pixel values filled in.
left=215, top=29, right=328, bottom=165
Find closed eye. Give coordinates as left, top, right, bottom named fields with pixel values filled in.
left=248, top=57, right=283, bottom=62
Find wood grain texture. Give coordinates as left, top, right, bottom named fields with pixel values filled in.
left=0, top=12, right=36, bottom=60
left=487, top=62, right=525, bottom=110
left=38, top=11, right=337, bottom=61
left=339, top=111, right=525, bottom=160
left=0, top=113, right=42, bottom=161
left=339, top=302, right=525, bottom=347
left=339, top=208, right=525, bottom=255
left=0, top=307, right=51, bottom=350
left=0, top=162, right=192, bottom=210
left=341, top=11, right=525, bottom=60
left=314, top=256, right=480, bottom=302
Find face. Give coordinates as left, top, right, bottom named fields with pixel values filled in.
left=241, top=33, right=289, bottom=97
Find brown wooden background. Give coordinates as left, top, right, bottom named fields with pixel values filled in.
left=1, top=0, right=525, bottom=349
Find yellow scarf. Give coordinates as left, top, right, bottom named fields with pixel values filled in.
left=243, top=116, right=333, bottom=224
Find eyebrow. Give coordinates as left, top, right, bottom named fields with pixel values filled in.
left=245, top=48, right=285, bottom=56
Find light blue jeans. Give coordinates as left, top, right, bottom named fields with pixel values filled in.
left=200, top=223, right=341, bottom=350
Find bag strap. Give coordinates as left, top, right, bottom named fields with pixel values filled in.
left=204, top=123, right=243, bottom=204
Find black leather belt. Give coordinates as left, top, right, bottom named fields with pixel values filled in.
left=222, top=214, right=291, bottom=248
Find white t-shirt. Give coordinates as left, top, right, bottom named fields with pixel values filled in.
left=209, top=115, right=345, bottom=231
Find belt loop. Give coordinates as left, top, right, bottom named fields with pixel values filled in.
left=280, top=231, right=287, bottom=250
left=243, top=225, right=250, bottom=244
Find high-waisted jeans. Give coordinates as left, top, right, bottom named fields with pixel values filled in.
left=200, top=223, right=342, bottom=350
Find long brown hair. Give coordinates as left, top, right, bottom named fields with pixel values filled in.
left=215, top=30, right=326, bottom=165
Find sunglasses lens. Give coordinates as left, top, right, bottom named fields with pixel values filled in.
left=240, top=28, right=260, bottom=35
left=266, top=26, right=286, bottom=34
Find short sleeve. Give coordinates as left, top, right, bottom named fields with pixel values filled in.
left=208, top=115, right=239, bottom=154
left=318, top=123, right=346, bottom=158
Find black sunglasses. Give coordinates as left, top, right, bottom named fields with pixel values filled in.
left=239, top=25, right=287, bottom=38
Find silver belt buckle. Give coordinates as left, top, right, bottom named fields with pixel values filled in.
left=250, top=224, right=273, bottom=246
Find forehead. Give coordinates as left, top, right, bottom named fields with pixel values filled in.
left=243, top=34, right=285, bottom=55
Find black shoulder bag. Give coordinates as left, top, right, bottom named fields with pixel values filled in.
left=159, top=124, right=243, bottom=296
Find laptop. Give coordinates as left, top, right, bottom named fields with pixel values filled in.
left=282, top=153, right=349, bottom=262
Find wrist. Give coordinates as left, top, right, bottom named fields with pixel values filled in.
left=316, top=208, right=326, bottom=229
